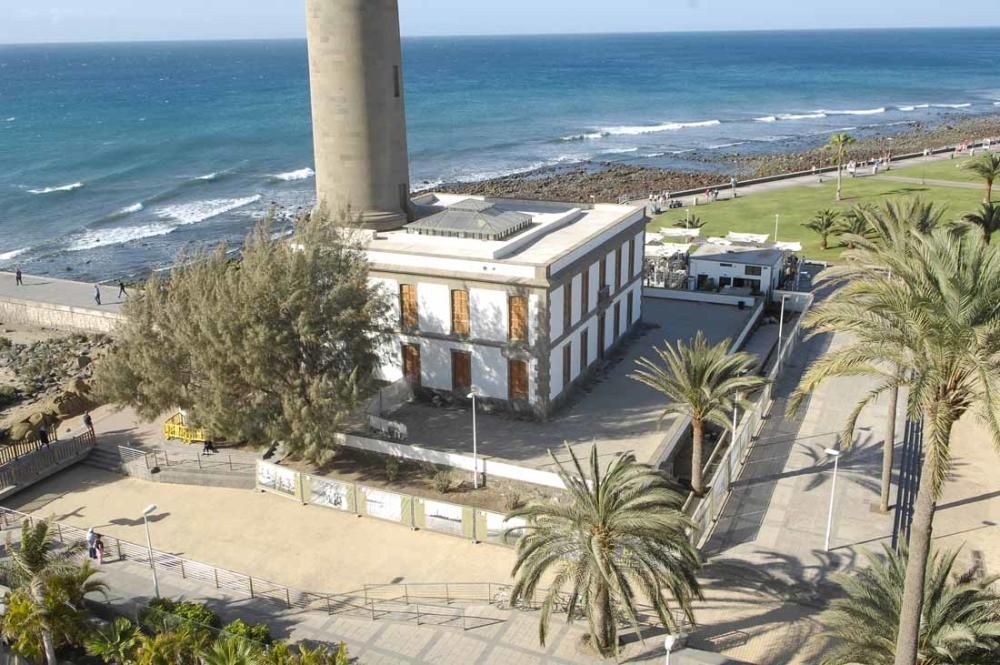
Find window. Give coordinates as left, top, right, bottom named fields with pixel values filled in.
left=451, top=290, right=469, bottom=336
left=745, top=265, right=763, bottom=276
left=580, top=329, right=589, bottom=371
left=393, top=65, right=401, bottom=98
left=451, top=351, right=471, bottom=393
left=613, top=302, right=622, bottom=340
left=627, top=293, right=634, bottom=326
left=402, top=344, right=421, bottom=386
left=599, top=257, right=607, bottom=290
left=509, top=295, right=528, bottom=342
left=563, top=284, right=572, bottom=332
left=582, top=270, right=590, bottom=314
left=400, top=285, right=417, bottom=329
left=627, top=239, right=635, bottom=279
left=563, top=344, right=572, bottom=388
left=598, top=316, right=606, bottom=359
left=719, top=263, right=733, bottom=268
left=509, top=360, right=528, bottom=401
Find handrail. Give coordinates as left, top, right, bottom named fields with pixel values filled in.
left=0, top=430, right=95, bottom=469
left=0, top=431, right=96, bottom=492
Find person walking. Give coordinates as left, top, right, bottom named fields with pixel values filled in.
left=83, top=412, right=95, bottom=437
left=94, top=284, right=101, bottom=306
left=86, top=528, right=97, bottom=559
left=94, top=535, right=105, bottom=565
left=14, top=268, right=22, bottom=286
left=38, top=426, right=49, bottom=448
left=118, top=281, right=127, bottom=298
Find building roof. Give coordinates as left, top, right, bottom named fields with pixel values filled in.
left=405, top=198, right=532, bottom=241
left=691, top=244, right=785, bottom=266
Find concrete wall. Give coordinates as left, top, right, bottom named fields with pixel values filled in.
left=0, top=298, right=123, bottom=334
left=688, top=257, right=781, bottom=297
left=772, top=290, right=813, bottom=312
left=645, top=287, right=756, bottom=309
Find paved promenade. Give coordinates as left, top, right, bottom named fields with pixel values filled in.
left=0, top=271, right=125, bottom=315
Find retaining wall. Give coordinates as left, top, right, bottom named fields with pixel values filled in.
left=0, top=298, right=123, bottom=334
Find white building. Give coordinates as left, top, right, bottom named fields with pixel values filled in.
left=368, top=193, right=646, bottom=417
left=688, top=245, right=785, bottom=297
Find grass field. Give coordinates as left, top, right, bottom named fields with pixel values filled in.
left=889, top=155, right=989, bottom=185
left=648, top=175, right=991, bottom=262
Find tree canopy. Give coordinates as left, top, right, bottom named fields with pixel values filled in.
left=96, top=210, right=392, bottom=462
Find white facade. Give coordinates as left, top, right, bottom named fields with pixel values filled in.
left=688, top=249, right=784, bottom=297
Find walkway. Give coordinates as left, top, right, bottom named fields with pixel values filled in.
left=0, top=271, right=124, bottom=315
left=875, top=175, right=984, bottom=190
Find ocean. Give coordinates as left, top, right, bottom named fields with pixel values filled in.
left=2, top=28, right=1000, bottom=280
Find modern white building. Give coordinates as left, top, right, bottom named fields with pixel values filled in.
left=688, top=245, right=785, bottom=297
left=368, top=193, right=646, bottom=417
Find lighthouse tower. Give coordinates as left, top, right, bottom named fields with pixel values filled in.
left=305, top=0, right=411, bottom=230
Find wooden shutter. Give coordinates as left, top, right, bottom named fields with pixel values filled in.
left=627, top=291, right=634, bottom=327
left=613, top=302, right=622, bottom=340
left=509, top=360, right=528, bottom=401
left=600, top=257, right=607, bottom=289
left=615, top=246, right=623, bottom=290
left=509, top=295, right=528, bottom=342
left=451, top=290, right=470, bottom=336
left=402, top=344, right=421, bottom=386
left=582, top=270, right=590, bottom=315
left=628, top=239, right=635, bottom=278
left=563, top=285, right=572, bottom=331
left=400, top=285, right=417, bottom=329
left=580, top=329, right=589, bottom=371
left=562, top=344, right=572, bottom=388
left=451, top=351, right=471, bottom=392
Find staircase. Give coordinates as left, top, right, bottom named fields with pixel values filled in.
left=83, top=441, right=254, bottom=490
left=82, top=443, right=128, bottom=472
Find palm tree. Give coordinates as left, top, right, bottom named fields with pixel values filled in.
left=788, top=228, right=1000, bottom=665
left=803, top=209, right=841, bottom=250
left=86, top=617, right=142, bottom=664
left=962, top=152, right=1000, bottom=203
left=202, top=638, right=263, bottom=665
left=834, top=204, right=876, bottom=249
left=959, top=202, right=1000, bottom=244
left=673, top=215, right=706, bottom=229
left=134, top=629, right=202, bottom=665
left=1, top=519, right=107, bottom=664
left=820, top=546, right=1000, bottom=665
left=506, top=444, right=702, bottom=658
left=631, top=332, right=766, bottom=495
left=826, top=133, right=856, bottom=201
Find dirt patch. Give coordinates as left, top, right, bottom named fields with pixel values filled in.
left=282, top=445, right=562, bottom=514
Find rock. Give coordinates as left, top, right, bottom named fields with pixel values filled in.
left=54, top=391, right=94, bottom=419
left=76, top=354, right=92, bottom=369
left=9, top=422, right=34, bottom=442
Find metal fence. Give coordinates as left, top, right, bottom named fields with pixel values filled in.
left=685, top=294, right=814, bottom=547
left=0, top=431, right=96, bottom=492
left=118, top=445, right=254, bottom=475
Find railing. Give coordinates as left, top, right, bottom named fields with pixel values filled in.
left=163, top=412, right=207, bottom=444
left=0, top=431, right=96, bottom=492
left=117, top=445, right=254, bottom=475
left=685, top=294, right=814, bottom=547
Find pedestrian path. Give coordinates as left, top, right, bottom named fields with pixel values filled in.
left=874, top=174, right=984, bottom=190
left=0, top=271, right=124, bottom=315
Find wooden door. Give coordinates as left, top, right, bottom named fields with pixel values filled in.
left=509, top=295, right=528, bottom=342
left=452, top=350, right=471, bottom=393
left=402, top=344, right=421, bottom=386
left=598, top=315, right=606, bottom=359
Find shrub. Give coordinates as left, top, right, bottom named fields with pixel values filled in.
left=432, top=470, right=453, bottom=494
left=503, top=492, right=523, bottom=512
left=0, top=385, right=19, bottom=409
left=141, top=598, right=221, bottom=635
left=0, top=336, right=11, bottom=350
left=222, top=617, right=271, bottom=645
left=385, top=456, right=401, bottom=482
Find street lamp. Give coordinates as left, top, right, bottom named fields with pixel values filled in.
left=824, top=449, right=842, bottom=552
left=776, top=294, right=791, bottom=374
left=142, top=504, right=160, bottom=598
left=664, top=634, right=678, bottom=665
left=773, top=214, right=780, bottom=243
left=467, top=391, right=480, bottom=489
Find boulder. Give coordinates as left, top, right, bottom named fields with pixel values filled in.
left=8, top=421, right=35, bottom=442
left=76, top=354, right=92, bottom=369
left=53, top=391, right=95, bottom=419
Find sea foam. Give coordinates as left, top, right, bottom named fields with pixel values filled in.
left=933, top=103, right=971, bottom=109
left=777, top=112, right=827, bottom=120
left=156, top=195, right=262, bottom=225
left=819, top=107, right=886, bottom=115
left=0, top=248, right=29, bottom=261
left=272, top=167, right=315, bottom=182
left=899, top=104, right=930, bottom=111
left=119, top=202, right=144, bottom=215
left=754, top=116, right=778, bottom=122
left=67, top=224, right=175, bottom=252
left=28, top=182, right=84, bottom=194
left=601, top=120, right=721, bottom=136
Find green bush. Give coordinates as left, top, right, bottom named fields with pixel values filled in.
left=385, top=456, right=401, bottom=482
left=0, top=385, right=19, bottom=409
left=142, top=598, right=221, bottom=634
left=432, top=469, right=453, bottom=494
left=0, top=336, right=11, bottom=350
left=222, top=618, right=272, bottom=645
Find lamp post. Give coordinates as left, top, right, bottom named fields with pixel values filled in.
left=664, top=634, right=677, bottom=665
left=774, top=214, right=780, bottom=243
left=824, top=449, right=842, bottom=552
left=777, top=294, right=790, bottom=374
left=467, top=391, right=480, bottom=489
left=142, top=504, right=160, bottom=598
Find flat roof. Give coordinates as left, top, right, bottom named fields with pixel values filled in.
left=691, top=245, right=785, bottom=266
left=366, top=193, right=644, bottom=270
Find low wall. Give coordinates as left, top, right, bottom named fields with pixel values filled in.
left=644, top=287, right=755, bottom=309
left=0, top=298, right=123, bottom=334
left=772, top=290, right=813, bottom=312
left=0, top=432, right=96, bottom=500
left=334, top=432, right=566, bottom=489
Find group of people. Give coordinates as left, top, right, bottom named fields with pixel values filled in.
left=11, top=269, right=129, bottom=306
left=846, top=153, right=892, bottom=177
left=86, top=528, right=106, bottom=565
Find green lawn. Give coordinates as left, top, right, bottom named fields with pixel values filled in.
left=648, top=176, right=990, bottom=262
left=888, top=155, right=988, bottom=185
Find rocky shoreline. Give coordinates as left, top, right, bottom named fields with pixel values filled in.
left=437, top=115, right=1000, bottom=204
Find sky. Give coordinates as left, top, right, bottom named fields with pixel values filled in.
left=2, top=0, right=1000, bottom=44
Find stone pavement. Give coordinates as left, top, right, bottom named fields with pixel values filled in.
left=0, top=271, right=125, bottom=315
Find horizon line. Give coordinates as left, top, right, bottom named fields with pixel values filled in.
left=2, top=24, right=1000, bottom=47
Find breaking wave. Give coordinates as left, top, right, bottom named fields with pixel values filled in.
left=0, top=248, right=29, bottom=261
left=271, top=167, right=315, bottom=182
left=156, top=194, right=262, bottom=225
left=67, top=224, right=175, bottom=252
left=28, top=182, right=84, bottom=194
left=562, top=119, right=720, bottom=140
left=819, top=107, right=886, bottom=116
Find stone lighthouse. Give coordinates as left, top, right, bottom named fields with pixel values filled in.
left=305, top=0, right=411, bottom=230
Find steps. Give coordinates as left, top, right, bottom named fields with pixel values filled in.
left=82, top=444, right=125, bottom=473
